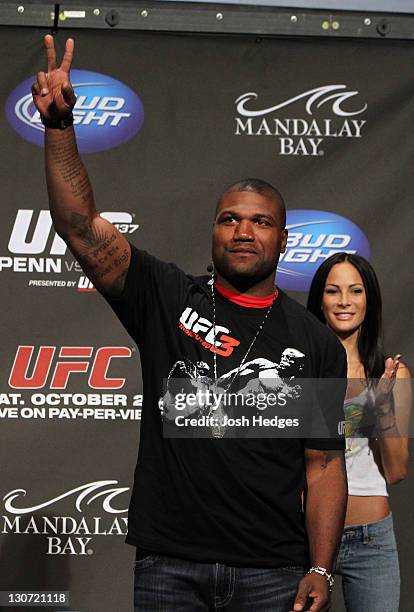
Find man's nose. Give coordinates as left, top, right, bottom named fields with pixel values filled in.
left=233, top=219, right=254, bottom=240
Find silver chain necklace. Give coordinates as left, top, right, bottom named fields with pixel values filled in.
left=208, top=272, right=276, bottom=438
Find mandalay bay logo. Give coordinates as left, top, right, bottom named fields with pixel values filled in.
left=1, top=480, right=129, bottom=555
left=234, top=84, right=368, bottom=156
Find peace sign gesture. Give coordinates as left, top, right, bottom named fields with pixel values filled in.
left=32, top=35, right=76, bottom=121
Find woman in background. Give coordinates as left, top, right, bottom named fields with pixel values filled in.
left=307, top=252, right=411, bottom=612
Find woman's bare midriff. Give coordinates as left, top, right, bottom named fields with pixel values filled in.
left=345, top=495, right=390, bottom=526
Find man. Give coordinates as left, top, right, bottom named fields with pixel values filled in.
left=32, top=35, right=347, bottom=611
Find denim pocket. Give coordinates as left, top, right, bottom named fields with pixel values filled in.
left=367, top=527, right=397, bottom=553
left=134, top=554, right=160, bottom=571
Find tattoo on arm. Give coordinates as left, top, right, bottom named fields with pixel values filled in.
left=70, top=213, right=109, bottom=249
left=49, top=139, right=93, bottom=203
left=47, top=135, right=130, bottom=296
left=69, top=213, right=129, bottom=293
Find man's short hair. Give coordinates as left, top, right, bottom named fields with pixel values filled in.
left=216, top=178, right=286, bottom=228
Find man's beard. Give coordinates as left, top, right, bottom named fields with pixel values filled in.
left=213, top=256, right=277, bottom=291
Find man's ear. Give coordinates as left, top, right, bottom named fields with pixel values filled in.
left=280, top=228, right=288, bottom=253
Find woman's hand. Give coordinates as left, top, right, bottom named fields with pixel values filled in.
left=374, top=354, right=401, bottom=411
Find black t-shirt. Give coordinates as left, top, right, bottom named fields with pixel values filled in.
left=106, top=246, right=346, bottom=568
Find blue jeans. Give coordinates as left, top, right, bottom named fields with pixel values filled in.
left=133, top=552, right=307, bottom=611
left=334, top=513, right=400, bottom=612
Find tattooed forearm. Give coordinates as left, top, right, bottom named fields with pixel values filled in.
left=45, top=128, right=131, bottom=296
left=47, top=131, right=94, bottom=206
left=70, top=175, right=92, bottom=202
left=49, top=138, right=81, bottom=182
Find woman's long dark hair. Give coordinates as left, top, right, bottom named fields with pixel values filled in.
left=307, top=253, right=384, bottom=380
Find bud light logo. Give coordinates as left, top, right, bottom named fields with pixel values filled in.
left=5, top=70, right=144, bottom=153
left=277, top=210, right=370, bottom=292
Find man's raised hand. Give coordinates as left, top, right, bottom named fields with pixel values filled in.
left=32, top=35, right=76, bottom=120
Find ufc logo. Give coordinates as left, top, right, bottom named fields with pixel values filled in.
left=8, top=210, right=134, bottom=255
left=9, top=346, right=132, bottom=389
left=179, top=307, right=240, bottom=357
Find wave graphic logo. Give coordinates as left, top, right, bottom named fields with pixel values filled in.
left=236, top=85, right=367, bottom=118
left=277, top=210, right=370, bottom=292
left=3, top=480, right=129, bottom=514
left=6, top=70, right=144, bottom=153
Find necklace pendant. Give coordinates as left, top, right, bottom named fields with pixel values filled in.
left=207, top=392, right=227, bottom=439
left=210, top=400, right=227, bottom=439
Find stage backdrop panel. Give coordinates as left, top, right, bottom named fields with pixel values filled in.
left=0, top=26, right=413, bottom=611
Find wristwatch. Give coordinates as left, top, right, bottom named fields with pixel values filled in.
left=41, top=114, right=74, bottom=130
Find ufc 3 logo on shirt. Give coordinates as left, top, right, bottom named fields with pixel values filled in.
left=179, top=308, right=240, bottom=357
